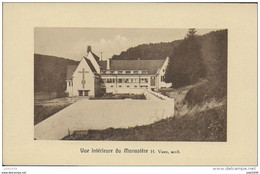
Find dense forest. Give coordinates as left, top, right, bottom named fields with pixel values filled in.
left=34, top=54, right=78, bottom=97
left=111, top=40, right=182, bottom=60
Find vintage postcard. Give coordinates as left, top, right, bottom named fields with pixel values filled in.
left=3, top=3, right=257, bottom=166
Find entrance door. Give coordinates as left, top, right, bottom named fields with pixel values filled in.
left=83, top=90, right=89, bottom=96
left=78, top=90, right=83, bottom=96
left=150, top=76, right=155, bottom=86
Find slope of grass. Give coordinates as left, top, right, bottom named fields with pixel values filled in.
left=34, top=103, right=72, bottom=125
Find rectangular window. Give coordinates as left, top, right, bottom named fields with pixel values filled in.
left=125, top=70, right=131, bottom=74
left=118, top=79, right=122, bottom=83
left=127, top=85, right=130, bottom=88
left=119, top=85, right=122, bottom=88
left=110, top=85, right=113, bottom=88
left=140, top=78, right=148, bottom=83
left=142, top=70, right=147, bottom=74
left=134, top=85, right=137, bottom=88
left=118, top=70, right=123, bottom=74
left=161, top=76, right=165, bottom=82
left=110, top=70, right=115, bottom=74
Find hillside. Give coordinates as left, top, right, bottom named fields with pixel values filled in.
left=34, top=54, right=79, bottom=97
left=111, top=40, right=182, bottom=60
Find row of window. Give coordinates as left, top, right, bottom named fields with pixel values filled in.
left=101, top=70, right=148, bottom=75
left=104, top=78, right=148, bottom=83
left=110, top=85, right=148, bottom=88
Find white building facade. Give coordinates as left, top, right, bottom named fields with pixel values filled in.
left=65, top=46, right=172, bottom=97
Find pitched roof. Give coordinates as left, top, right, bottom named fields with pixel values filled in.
left=84, top=57, right=97, bottom=73
left=66, top=65, right=77, bottom=80
left=109, top=59, right=165, bottom=74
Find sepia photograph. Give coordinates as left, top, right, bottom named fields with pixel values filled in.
left=3, top=2, right=257, bottom=167
left=34, top=28, right=227, bottom=141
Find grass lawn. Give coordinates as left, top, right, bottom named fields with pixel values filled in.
left=34, top=103, right=72, bottom=125
left=34, top=97, right=77, bottom=125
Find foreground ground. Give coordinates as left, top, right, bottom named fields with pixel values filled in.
left=34, top=96, right=173, bottom=140
left=62, top=105, right=226, bottom=141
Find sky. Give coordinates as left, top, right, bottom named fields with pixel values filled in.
left=34, top=28, right=217, bottom=61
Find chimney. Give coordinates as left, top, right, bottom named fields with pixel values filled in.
left=107, top=58, right=110, bottom=70
left=87, top=46, right=92, bottom=53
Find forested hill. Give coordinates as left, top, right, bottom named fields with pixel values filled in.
left=111, top=40, right=183, bottom=60
left=111, top=30, right=226, bottom=61
left=34, top=54, right=79, bottom=95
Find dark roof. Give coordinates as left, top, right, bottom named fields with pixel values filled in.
left=99, top=61, right=107, bottom=70
left=67, top=57, right=166, bottom=80
left=66, top=65, right=77, bottom=80
left=90, top=51, right=100, bottom=63
left=109, top=59, right=165, bottom=74
left=84, top=57, right=97, bottom=73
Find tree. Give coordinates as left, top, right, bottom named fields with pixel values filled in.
left=165, top=28, right=206, bottom=88
left=186, top=28, right=197, bottom=39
